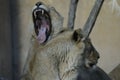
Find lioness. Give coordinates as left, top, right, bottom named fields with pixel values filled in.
left=22, top=1, right=111, bottom=80
left=21, top=28, right=99, bottom=80
left=22, top=2, right=64, bottom=79
left=21, top=2, right=100, bottom=80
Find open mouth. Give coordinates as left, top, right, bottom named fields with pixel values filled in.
left=32, top=5, right=52, bottom=44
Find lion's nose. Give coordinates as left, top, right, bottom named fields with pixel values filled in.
left=36, top=2, right=43, bottom=7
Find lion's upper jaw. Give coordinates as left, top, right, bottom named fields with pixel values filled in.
left=32, top=2, right=49, bottom=12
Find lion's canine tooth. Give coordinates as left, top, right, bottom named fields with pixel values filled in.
left=42, top=10, right=44, bottom=14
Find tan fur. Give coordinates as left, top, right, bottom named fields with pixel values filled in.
left=22, top=3, right=64, bottom=79
left=21, top=2, right=99, bottom=80
left=21, top=29, right=83, bottom=80
left=21, top=29, right=99, bottom=80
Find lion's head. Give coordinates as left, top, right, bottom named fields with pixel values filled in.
left=32, top=2, right=63, bottom=44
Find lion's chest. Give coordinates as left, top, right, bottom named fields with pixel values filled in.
left=31, top=51, right=59, bottom=80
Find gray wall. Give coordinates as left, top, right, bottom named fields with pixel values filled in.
left=0, top=0, right=12, bottom=80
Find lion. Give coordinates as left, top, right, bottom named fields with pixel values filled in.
left=22, top=2, right=99, bottom=80
left=21, top=1, right=111, bottom=80
left=22, top=2, right=64, bottom=78
left=21, top=28, right=100, bottom=80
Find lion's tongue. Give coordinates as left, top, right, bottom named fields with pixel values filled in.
left=37, top=19, right=49, bottom=44
left=41, top=18, right=49, bottom=31
left=37, top=26, right=46, bottom=44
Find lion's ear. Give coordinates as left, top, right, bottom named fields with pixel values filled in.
left=72, top=29, right=84, bottom=42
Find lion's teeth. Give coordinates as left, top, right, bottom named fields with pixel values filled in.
left=34, top=11, right=37, bottom=18
left=42, top=10, right=44, bottom=14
